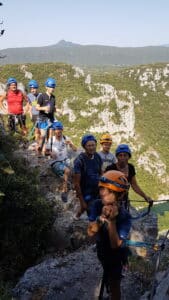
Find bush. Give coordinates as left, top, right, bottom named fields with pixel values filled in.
left=0, top=132, right=53, bottom=280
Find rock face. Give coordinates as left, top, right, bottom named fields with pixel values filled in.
left=12, top=242, right=169, bottom=300
left=12, top=245, right=145, bottom=300
left=140, top=268, right=169, bottom=300
left=153, top=270, right=169, bottom=300
left=12, top=246, right=102, bottom=300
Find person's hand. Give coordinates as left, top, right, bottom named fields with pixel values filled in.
left=65, top=140, right=71, bottom=145
left=144, top=196, right=153, bottom=207
left=87, top=221, right=100, bottom=236
left=45, top=105, right=50, bottom=113
left=100, top=204, right=119, bottom=222
left=50, top=152, right=57, bottom=159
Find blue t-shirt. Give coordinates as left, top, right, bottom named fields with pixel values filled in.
left=73, top=152, right=102, bottom=201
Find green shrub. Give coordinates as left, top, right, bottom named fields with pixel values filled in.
left=0, top=133, right=53, bottom=280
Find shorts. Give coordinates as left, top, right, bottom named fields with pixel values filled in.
left=51, top=161, right=68, bottom=177
left=38, top=120, right=49, bottom=130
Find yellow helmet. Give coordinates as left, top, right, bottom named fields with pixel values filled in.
left=100, top=133, right=112, bottom=144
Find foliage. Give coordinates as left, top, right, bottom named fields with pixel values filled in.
left=0, top=281, right=12, bottom=300
left=0, top=132, right=53, bottom=280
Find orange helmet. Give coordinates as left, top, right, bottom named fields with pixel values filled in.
left=100, top=133, right=112, bottom=144
left=99, top=170, right=129, bottom=193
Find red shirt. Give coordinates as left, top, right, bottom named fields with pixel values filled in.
left=7, top=90, right=24, bottom=114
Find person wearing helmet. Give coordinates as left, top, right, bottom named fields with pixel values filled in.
left=0, top=77, right=28, bottom=135
left=98, top=133, right=117, bottom=172
left=27, top=79, right=41, bottom=142
left=87, top=170, right=131, bottom=300
left=46, top=121, right=77, bottom=202
left=73, top=134, right=102, bottom=220
left=106, top=144, right=153, bottom=209
left=36, top=78, right=57, bottom=155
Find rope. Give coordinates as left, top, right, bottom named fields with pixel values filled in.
left=125, top=240, right=159, bottom=250
left=130, top=199, right=169, bottom=203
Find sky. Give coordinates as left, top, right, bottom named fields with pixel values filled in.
left=0, top=0, right=169, bottom=49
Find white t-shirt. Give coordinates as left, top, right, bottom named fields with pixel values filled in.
left=46, top=136, right=70, bottom=161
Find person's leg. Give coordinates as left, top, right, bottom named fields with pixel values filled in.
left=97, top=248, right=123, bottom=300
left=34, top=127, right=40, bottom=143
left=108, top=279, right=121, bottom=300
left=8, top=115, right=15, bottom=132
left=19, top=114, right=28, bottom=135
left=32, top=116, right=41, bottom=142
left=63, top=167, right=71, bottom=193
left=60, top=166, right=71, bottom=202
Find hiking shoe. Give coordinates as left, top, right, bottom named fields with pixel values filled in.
left=72, top=214, right=80, bottom=221
left=61, top=192, right=68, bottom=203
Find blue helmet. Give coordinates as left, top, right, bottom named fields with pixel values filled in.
left=115, top=144, right=132, bottom=158
left=28, top=79, right=39, bottom=89
left=81, top=134, right=97, bottom=148
left=52, top=121, right=63, bottom=130
left=45, top=78, right=56, bottom=88
left=7, top=77, right=17, bottom=86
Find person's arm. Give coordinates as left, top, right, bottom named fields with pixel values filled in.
left=36, top=103, right=50, bottom=112
left=73, top=173, right=87, bottom=211
left=0, top=94, right=7, bottom=104
left=65, top=139, right=77, bottom=151
left=107, top=221, right=122, bottom=248
left=55, top=107, right=63, bottom=116
left=131, top=175, right=152, bottom=203
left=0, top=93, right=7, bottom=113
left=0, top=93, right=6, bottom=103
left=36, top=95, right=50, bottom=112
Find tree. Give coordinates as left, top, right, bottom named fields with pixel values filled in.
left=0, top=1, right=6, bottom=58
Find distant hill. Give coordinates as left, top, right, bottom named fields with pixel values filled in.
left=1, top=40, right=169, bottom=66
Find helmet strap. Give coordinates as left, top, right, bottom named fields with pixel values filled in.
left=99, top=176, right=129, bottom=190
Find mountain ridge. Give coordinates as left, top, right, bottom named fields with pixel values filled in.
left=1, top=40, right=169, bottom=66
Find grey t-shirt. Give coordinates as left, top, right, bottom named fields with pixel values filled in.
left=98, top=151, right=117, bottom=171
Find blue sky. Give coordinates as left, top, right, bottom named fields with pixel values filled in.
left=0, top=0, right=169, bottom=49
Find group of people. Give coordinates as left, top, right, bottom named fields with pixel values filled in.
left=0, top=76, right=60, bottom=156
left=73, top=134, right=153, bottom=299
left=44, top=128, right=152, bottom=299
left=0, top=77, right=153, bottom=300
